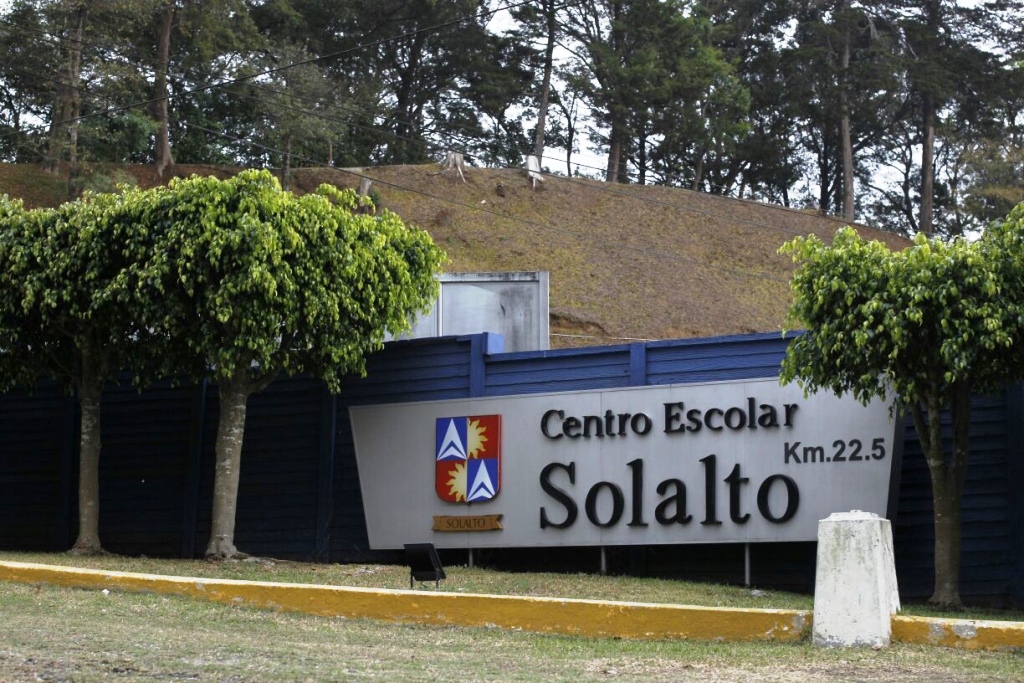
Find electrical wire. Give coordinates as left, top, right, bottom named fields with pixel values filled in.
left=0, top=2, right=845, bottom=277
left=0, top=2, right=758, bottom=198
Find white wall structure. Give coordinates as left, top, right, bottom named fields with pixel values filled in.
left=390, top=272, right=549, bottom=352
left=813, top=511, right=900, bottom=647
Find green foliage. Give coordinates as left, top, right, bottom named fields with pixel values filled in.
left=0, top=195, right=35, bottom=389
left=78, top=112, right=158, bottom=164
left=133, top=169, right=444, bottom=391
left=0, top=187, right=158, bottom=392
left=780, top=224, right=1023, bottom=412
left=0, top=172, right=444, bottom=556
left=780, top=204, right=1024, bottom=607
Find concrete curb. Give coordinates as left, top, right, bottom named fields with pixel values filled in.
left=892, top=615, right=1024, bottom=651
left=3, top=561, right=1023, bottom=649
left=0, top=560, right=807, bottom=642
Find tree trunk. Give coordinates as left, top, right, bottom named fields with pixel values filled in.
left=532, top=0, right=557, bottom=160
left=43, top=89, right=71, bottom=175
left=206, top=377, right=252, bottom=559
left=606, top=124, right=623, bottom=183
left=919, top=0, right=940, bottom=236
left=44, top=4, right=87, bottom=176
left=818, top=139, right=831, bottom=214
left=921, top=93, right=936, bottom=235
left=556, top=93, right=578, bottom=176
left=153, top=0, right=176, bottom=179
left=604, top=0, right=626, bottom=184
left=67, top=56, right=82, bottom=200
left=390, top=32, right=425, bottom=164
left=71, top=358, right=104, bottom=555
left=910, top=380, right=970, bottom=610
left=637, top=123, right=647, bottom=185
left=692, top=151, right=705, bottom=192
left=840, top=28, right=855, bottom=221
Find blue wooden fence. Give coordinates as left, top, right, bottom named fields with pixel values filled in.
left=1, top=332, right=1021, bottom=606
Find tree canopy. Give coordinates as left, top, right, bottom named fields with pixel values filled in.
left=2, top=0, right=1020, bottom=235
left=0, top=169, right=445, bottom=558
left=0, top=186, right=169, bottom=553
left=780, top=201, right=1024, bottom=608
left=131, top=170, right=444, bottom=557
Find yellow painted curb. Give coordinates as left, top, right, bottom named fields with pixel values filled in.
left=0, top=560, right=808, bottom=642
left=892, top=614, right=1024, bottom=651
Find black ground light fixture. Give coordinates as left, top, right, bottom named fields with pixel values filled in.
left=404, top=543, right=446, bottom=589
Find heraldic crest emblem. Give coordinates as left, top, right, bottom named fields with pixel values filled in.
left=435, top=415, right=502, bottom=503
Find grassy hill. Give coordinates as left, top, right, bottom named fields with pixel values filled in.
left=0, top=162, right=911, bottom=348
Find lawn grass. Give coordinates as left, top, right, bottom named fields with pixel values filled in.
left=2, top=578, right=1022, bottom=683
left=2, top=551, right=1023, bottom=682
left=0, top=550, right=811, bottom=609
left=2, top=550, right=1021, bottom=623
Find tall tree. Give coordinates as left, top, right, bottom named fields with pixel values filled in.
left=699, top=0, right=801, bottom=203
left=784, top=0, right=901, bottom=217
left=152, top=0, right=175, bottom=177
left=0, top=2, right=65, bottom=162
left=138, top=0, right=259, bottom=167
left=132, top=171, right=444, bottom=558
left=931, top=49, right=1024, bottom=235
left=0, top=188, right=166, bottom=554
left=781, top=204, right=1024, bottom=609
left=251, top=0, right=531, bottom=166
left=532, top=0, right=558, bottom=161
left=509, top=0, right=560, bottom=161
left=561, top=0, right=732, bottom=184
left=42, top=0, right=88, bottom=180
left=884, top=0, right=1023, bottom=235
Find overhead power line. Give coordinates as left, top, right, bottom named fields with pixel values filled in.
left=0, top=39, right=823, bottom=250
left=0, top=0, right=838, bottom=277
left=1, top=2, right=771, bottom=200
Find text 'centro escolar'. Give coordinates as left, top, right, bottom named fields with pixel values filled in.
left=540, top=397, right=799, bottom=439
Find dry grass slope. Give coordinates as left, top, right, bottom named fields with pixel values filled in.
left=0, top=162, right=911, bottom=348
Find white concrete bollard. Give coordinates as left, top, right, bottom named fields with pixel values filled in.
left=813, top=510, right=900, bottom=648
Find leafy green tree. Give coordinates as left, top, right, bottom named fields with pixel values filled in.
left=0, top=188, right=163, bottom=554
left=696, top=0, right=801, bottom=204
left=780, top=206, right=1024, bottom=609
left=251, top=42, right=337, bottom=189
left=561, top=0, right=733, bottom=184
left=133, top=171, right=443, bottom=558
left=146, top=0, right=259, bottom=173
left=0, top=2, right=63, bottom=162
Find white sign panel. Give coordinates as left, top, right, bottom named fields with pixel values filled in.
left=349, top=378, right=898, bottom=549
